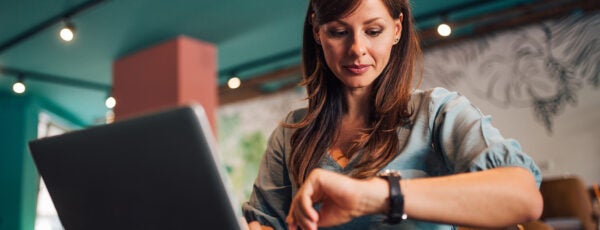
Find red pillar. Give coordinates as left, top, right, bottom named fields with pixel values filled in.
left=112, top=36, right=217, bottom=131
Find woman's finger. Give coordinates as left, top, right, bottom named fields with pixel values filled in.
left=292, top=197, right=318, bottom=230
left=247, top=221, right=261, bottom=230
left=300, top=187, right=320, bottom=222
left=286, top=214, right=297, bottom=230
left=247, top=220, right=274, bottom=230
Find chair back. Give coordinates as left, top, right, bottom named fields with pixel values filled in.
left=540, top=176, right=596, bottom=230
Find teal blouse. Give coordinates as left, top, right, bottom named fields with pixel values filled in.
left=242, top=87, right=542, bottom=229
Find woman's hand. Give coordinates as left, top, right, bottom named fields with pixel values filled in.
left=245, top=221, right=273, bottom=230
left=286, top=169, right=388, bottom=230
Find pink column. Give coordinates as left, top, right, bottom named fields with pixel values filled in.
left=112, top=36, right=217, bottom=131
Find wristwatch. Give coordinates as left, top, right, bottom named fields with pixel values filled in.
left=376, top=169, right=406, bottom=224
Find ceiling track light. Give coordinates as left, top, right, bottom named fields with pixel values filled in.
left=59, top=19, right=76, bottom=42
left=105, top=95, right=116, bottom=109
left=105, top=96, right=116, bottom=109
left=2, top=66, right=113, bottom=111
left=12, top=75, right=26, bottom=94
left=0, top=0, right=106, bottom=54
left=437, top=15, right=452, bottom=37
left=227, top=74, right=241, bottom=89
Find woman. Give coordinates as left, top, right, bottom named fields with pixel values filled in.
left=243, top=0, right=543, bottom=229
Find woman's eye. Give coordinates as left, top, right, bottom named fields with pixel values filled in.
left=366, top=29, right=382, bottom=36
left=328, top=30, right=348, bottom=37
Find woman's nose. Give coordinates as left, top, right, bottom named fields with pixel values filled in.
left=348, top=34, right=367, bottom=57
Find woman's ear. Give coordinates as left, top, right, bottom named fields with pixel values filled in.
left=311, top=13, right=321, bottom=45
left=394, top=13, right=403, bottom=43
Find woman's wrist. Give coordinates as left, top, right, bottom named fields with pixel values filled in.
left=356, top=177, right=390, bottom=216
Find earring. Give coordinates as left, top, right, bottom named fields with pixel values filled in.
left=315, top=38, right=321, bottom=45
left=394, top=38, right=399, bottom=44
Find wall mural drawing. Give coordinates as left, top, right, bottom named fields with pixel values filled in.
left=422, top=14, right=600, bottom=133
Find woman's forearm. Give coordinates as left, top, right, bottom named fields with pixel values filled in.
left=397, top=167, right=542, bottom=228
left=288, top=167, right=542, bottom=229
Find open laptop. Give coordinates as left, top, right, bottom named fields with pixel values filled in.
left=29, top=104, right=244, bottom=230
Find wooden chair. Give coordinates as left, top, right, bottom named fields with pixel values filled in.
left=458, top=221, right=553, bottom=230
left=589, top=184, right=600, bottom=230
left=540, top=176, right=597, bottom=230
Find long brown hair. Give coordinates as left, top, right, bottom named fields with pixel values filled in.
left=285, top=0, right=422, bottom=187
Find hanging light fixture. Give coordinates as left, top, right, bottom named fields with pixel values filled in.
left=105, top=96, right=116, bottom=109
left=104, top=89, right=116, bottom=124
left=437, top=23, right=452, bottom=37
left=59, top=19, right=76, bottom=42
left=437, top=15, right=452, bottom=37
left=227, top=75, right=241, bottom=89
left=12, top=75, right=26, bottom=94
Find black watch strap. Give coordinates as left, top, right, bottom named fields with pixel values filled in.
left=377, top=170, right=405, bottom=224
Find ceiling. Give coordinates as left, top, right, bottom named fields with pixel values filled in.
left=1, top=0, right=595, bottom=126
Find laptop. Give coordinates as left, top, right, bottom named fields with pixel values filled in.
left=29, top=104, right=244, bottom=230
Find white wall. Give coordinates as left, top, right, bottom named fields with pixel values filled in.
left=420, top=13, right=600, bottom=184
left=218, top=13, right=600, bottom=187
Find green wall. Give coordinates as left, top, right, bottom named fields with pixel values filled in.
left=0, top=93, right=40, bottom=230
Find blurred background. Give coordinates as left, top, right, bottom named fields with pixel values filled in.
left=1, top=0, right=599, bottom=229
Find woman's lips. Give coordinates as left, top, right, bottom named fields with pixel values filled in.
left=343, top=64, right=370, bottom=74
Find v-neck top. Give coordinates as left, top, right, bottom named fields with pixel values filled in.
left=242, top=87, right=542, bottom=230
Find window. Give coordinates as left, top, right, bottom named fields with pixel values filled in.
left=35, top=113, right=68, bottom=230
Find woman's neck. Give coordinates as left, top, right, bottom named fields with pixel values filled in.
left=329, top=86, right=372, bottom=167
left=342, top=86, right=371, bottom=124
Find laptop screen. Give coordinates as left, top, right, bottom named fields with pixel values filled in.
left=29, top=105, right=243, bottom=230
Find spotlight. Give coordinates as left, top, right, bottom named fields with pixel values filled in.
left=12, top=76, right=26, bottom=94
left=227, top=76, right=241, bottom=89
left=59, top=20, right=75, bottom=42
left=437, top=22, right=452, bottom=37
left=436, top=15, right=452, bottom=37
left=105, top=96, right=116, bottom=109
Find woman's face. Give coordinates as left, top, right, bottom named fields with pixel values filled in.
left=315, top=0, right=402, bottom=89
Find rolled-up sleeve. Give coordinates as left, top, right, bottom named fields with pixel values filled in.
left=242, top=113, right=294, bottom=229
left=429, top=88, right=542, bottom=186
